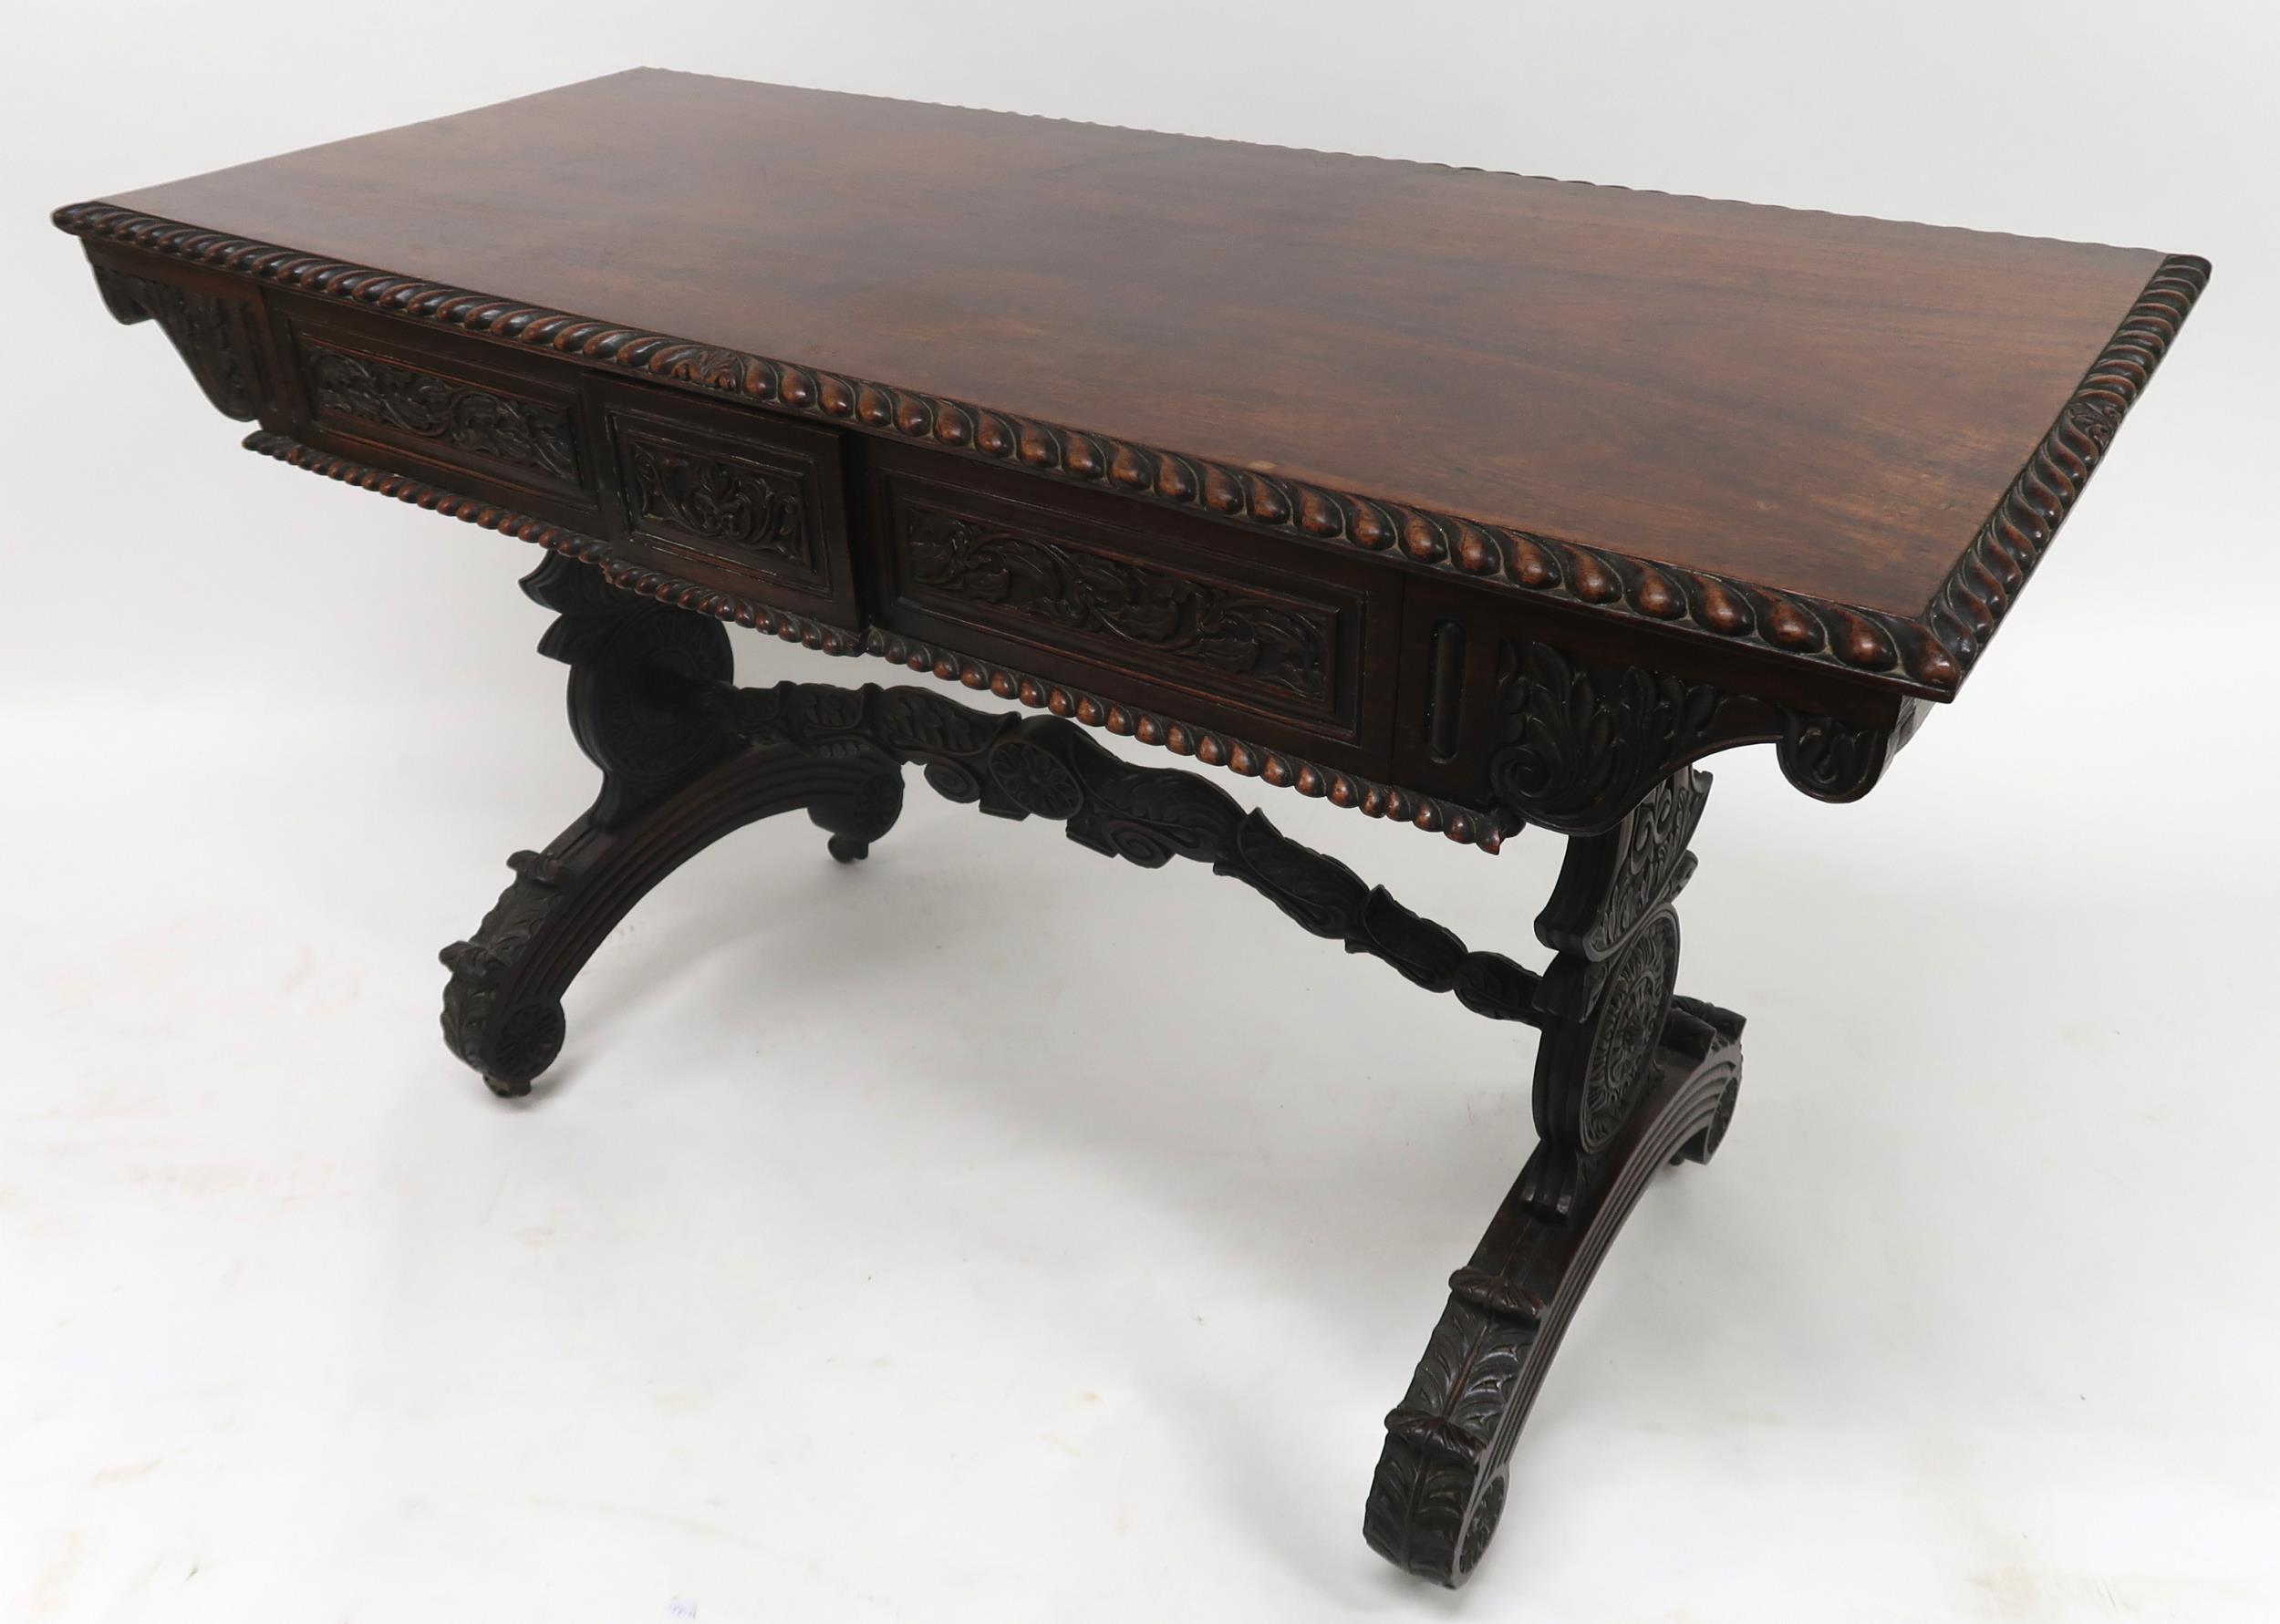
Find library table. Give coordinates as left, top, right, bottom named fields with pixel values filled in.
left=54, top=69, right=2204, bottom=1587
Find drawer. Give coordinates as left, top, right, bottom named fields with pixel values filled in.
left=278, top=306, right=596, bottom=518
left=591, top=378, right=860, bottom=626
left=864, top=443, right=1400, bottom=771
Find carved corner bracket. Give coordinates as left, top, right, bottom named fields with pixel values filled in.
left=92, top=264, right=265, bottom=420
left=1486, top=636, right=1930, bottom=833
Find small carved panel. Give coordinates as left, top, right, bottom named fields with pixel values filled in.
left=600, top=406, right=836, bottom=599
left=297, top=336, right=583, bottom=491
left=885, top=478, right=1348, bottom=724
left=619, top=427, right=815, bottom=573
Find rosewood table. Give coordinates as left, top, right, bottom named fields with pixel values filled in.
left=55, top=69, right=2204, bottom=1587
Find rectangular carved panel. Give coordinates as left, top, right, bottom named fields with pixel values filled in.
left=616, top=424, right=823, bottom=584
left=877, top=463, right=1362, bottom=733
left=586, top=379, right=858, bottom=624
left=295, top=333, right=585, bottom=495
left=903, top=502, right=1334, bottom=706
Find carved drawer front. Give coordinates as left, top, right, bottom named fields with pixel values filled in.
left=285, top=317, right=590, bottom=507
left=867, top=444, right=1396, bottom=765
left=592, top=379, right=858, bottom=625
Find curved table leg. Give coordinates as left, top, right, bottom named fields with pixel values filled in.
left=438, top=744, right=904, bottom=1095
left=1363, top=767, right=1746, bottom=1586
left=437, top=556, right=903, bottom=1095
left=1363, top=997, right=1742, bottom=1585
left=430, top=570, right=1751, bottom=1584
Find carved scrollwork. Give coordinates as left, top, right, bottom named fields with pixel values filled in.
left=238, top=432, right=1510, bottom=852
left=712, top=679, right=1549, bottom=1023
left=523, top=553, right=740, bottom=828
left=301, top=340, right=580, bottom=483
left=93, top=266, right=263, bottom=420
left=1775, top=699, right=1928, bottom=802
left=903, top=505, right=1334, bottom=704
left=1488, top=637, right=1925, bottom=831
left=1534, top=766, right=1708, bottom=973
left=1489, top=640, right=1726, bottom=830
left=623, top=429, right=811, bottom=564
left=439, top=564, right=907, bottom=1095
left=1366, top=755, right=1740, bottom=1587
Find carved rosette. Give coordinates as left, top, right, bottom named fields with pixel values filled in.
left=1575, top=911, right=1679, bottom=1153
left=714, top=679, right=1550, bottom=1022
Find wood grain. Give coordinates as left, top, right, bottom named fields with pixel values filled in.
left=74, top=69, right=2202, bottom=688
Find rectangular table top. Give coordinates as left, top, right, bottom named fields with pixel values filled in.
left=69, top=68, right=2202, bottom=698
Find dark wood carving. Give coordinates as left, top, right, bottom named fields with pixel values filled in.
left=1488, top=637, right=1924, bottom=831
left=439, top=554, right=903, bottom=1092
left=1365, top=994, right=1743, bottom=1586
left=300, top=337, right=580, bottom=484
left=620, top=426, right=813, bottom=566
left=239, top=431, right=1514, bottom=852
left=699, top=678, right=1547, bottom=1025
left=430, top=575, right=1747, bottom=1585
left=1364, top=763, right=1742, bottom=1585
left=901, top=501, right=1335, bottom=705
left=54, top=202, right=2206, bottom=694
left=440, top=615, right=1551, bottom=1088
left=59, top=80, right=2208, bottom=1591
left=418, top=543, right=1746, bottom=1587
left=243, top=430, right=867, bottom=654
left=92, top=264, right=263, bottom=420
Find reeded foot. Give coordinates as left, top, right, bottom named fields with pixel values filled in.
left=439, top=746, right=908, bottom=1095
left=1362, top=999, right=1743, bottom=1587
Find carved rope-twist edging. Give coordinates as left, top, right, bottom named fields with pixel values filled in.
left=242, top=429, right=865, bottom=654
left=702, top=678, right=1548, bottom=1023
left=238, top=429, right=1512, bottom=853
left=1920, top=255, right=2208, bottom=684
left=61, top=202, right=2202, bottom=694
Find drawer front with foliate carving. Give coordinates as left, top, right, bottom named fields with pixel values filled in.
left=869, top=446, right=1393, bottom=760
left=289, top=323, right=588, bottom=502
left=593, top=379, right=858, bottom=624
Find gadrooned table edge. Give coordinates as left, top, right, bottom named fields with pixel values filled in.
left=51, top=201, right=2206, bottom=700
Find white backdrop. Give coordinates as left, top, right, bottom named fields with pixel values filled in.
left=4, top=4, right=2275, bottom=1620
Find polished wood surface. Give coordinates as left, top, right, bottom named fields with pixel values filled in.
left=97, top=68, right=2182, bottom=630
left=57, top=73, right=2207, bottom=1590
